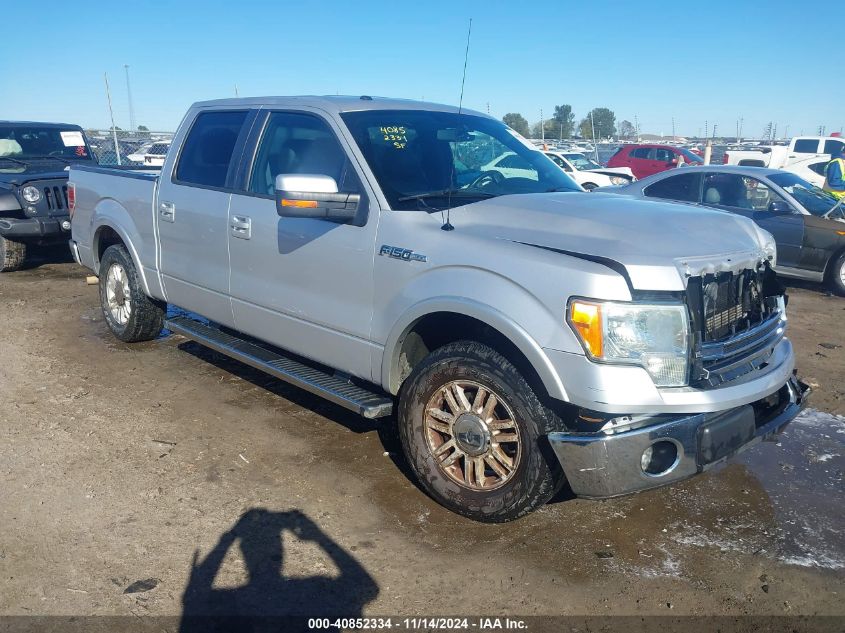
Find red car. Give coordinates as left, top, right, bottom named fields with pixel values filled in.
left=607, top=144, right=703, bottom=179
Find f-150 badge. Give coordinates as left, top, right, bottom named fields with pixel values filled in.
left=379, top=245, right=427, bottom=263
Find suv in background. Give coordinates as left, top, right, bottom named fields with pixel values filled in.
left=607, top=143, right=703, bottom=179
left=0, top=121, right=94, bottom=271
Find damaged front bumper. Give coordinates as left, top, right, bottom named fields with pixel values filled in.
left=548, top=374, right=810, bottom=499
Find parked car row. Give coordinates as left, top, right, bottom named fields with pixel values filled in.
left=61, top=96, right=810, bottom=522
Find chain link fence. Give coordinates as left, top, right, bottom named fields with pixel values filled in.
left=84, top=129, right=174, bottom=166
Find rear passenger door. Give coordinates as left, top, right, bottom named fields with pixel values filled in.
left=157, top=109, right=254, bottom=326
left=226, top=110, right=379, bottom=380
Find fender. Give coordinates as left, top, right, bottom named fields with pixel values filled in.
left=0, top=189, right=22, bottom=213
left=90, top=198, right=164, bottom=299
left=381, top=295, right=569, bottom=402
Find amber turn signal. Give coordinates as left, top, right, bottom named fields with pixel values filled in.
left=569, top=300, right=603, bottom=357
left=280, top=199, right=318, bottom=208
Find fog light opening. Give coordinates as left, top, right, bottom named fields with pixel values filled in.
left=61, top=220, right=71, bottom=231
left=641, top=440, right=679, bottom=477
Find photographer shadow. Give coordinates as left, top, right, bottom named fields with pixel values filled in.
left=180, top=508, right=379, bottom=633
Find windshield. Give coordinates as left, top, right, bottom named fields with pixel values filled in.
left=340, top=110, right=581, bottom=210
left=0, top=125, right=92, bottom=161
left=564, top=153, right=601, bottom=170
left=680, top=148, right=703, bottom=164
left=768, top=172, right=844, bottom=218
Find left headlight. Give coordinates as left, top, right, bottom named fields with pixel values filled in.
left=609, top=176, right=628, bottom=185
left=21, top=185, right=41, bottom=203
left=568, top=300, right=690, bottom=387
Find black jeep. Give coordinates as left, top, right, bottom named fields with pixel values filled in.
left=0, top=121, right=95, bottom=271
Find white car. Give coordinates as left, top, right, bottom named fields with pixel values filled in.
left=781, top=155, right=830, bottom=188
left=481, top=151, right=634, bottom=191
left=142, top=142, right=171, bottom=167
left=126, top=141, right=157, bottom=163
left=544, top=151, right=635, bottom=189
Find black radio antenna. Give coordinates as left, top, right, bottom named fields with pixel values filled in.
left=443, top=17, right=473, bottom=232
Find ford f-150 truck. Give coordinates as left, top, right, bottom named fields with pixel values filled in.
left=69, top=96, right=808, bottom=522
left=0, top=121, right=94, bottom=271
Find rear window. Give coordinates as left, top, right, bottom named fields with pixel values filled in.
left=643, top=172, right=702, bottom=202
left=175, top=111, right=247, bottom=188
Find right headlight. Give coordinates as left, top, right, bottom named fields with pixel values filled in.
left=21, top=185, right=41, bottom=203
left=568, top=300, right=690, bottom=387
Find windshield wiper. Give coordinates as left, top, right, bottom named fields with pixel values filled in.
left=25, top=155, right=72, bottom=164
left=398, top=189, right=496, bottom=202
left=0, top=156, right=27, bottom=166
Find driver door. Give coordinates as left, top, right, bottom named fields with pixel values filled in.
left=226, top=110, right=380, bottom=379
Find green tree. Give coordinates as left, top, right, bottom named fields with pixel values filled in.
left=502, top=113, right=530, bottom=137
left=578, top=108, right=617, bottom=139
left=618, top=120, right=636, bottom=140
left=552, top=104, right=575, bottom=139
left=530, top=119, right=559, bottom=139
left=137, top=125, right=149, bottom=131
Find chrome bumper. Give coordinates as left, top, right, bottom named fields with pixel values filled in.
left=548, top=375, right=809, bottom=499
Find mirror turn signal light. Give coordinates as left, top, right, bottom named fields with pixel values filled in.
left=569, top=300, right=603, bottom=357
left=280, top=199, right=319, bottom=208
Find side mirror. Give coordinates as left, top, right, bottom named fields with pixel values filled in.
left=274, top=174, right=359, bottom=221
left=768, top=200, right=792, bottom=214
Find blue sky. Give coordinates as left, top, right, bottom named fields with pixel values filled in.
left=1, top=0, right=840, bottom=137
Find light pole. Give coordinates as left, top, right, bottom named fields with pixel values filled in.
left=124, top=64, right=136, bottom=132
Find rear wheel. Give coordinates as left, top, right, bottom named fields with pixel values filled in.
left=398, top=340, right=565, bottom=522
left=0, top=236, right=27, bottom=272
left=99, top=244, right=165, bottom=342
left=827, top=251, right=845, bottom=296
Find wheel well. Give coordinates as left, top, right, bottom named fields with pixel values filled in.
left=393, top=312, right=546, bottom=396
left=824, top=245, right=845, bottom=280
left=95, top=226, right=125, bottom=267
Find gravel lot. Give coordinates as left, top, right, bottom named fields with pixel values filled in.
left=1, top=253, right=843, bottom=627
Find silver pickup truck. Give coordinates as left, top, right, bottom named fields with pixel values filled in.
left=68, top=96, right=808, bottom=522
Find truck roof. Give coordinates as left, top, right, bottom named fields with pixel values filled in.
left=190, top=95, right=488, bottom=117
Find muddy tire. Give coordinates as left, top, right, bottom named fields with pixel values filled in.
left=827, top=251, right=845, bottom=297
left=398, top=340, right=565, bottom=522
left=0, top=236, right=27, bottom=272
left=99, top=244, right=165, bottom=342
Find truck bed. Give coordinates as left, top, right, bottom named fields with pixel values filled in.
left=69, top=163, right=162, bottom=297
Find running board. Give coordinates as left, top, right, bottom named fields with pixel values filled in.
left=165, top=316, right=393, bottom=419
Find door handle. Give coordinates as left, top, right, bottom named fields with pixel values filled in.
left=159, top=201, right=176, bottom=222
left=230, top=215, right=252, bottom=240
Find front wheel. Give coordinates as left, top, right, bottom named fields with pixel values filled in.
left=99, top=244, right=165, bottom=342
left=828, top=251, right=845, bottom=296
left=398, top=340, right=565, bottom=522
left=582, top=182, right=598, bottom=191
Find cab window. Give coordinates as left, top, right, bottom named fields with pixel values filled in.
left=175, top=111, right=247, bottom=188
left=248, top=112, right=358, bottom=196
left=823, top=139, right=845, bottom=156
left=793, top=139, right=819, bottom=153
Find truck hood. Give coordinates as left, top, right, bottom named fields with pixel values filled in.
left=453, top=192, right=774, bottom=291
left=0, top=162, right=72, bottom=185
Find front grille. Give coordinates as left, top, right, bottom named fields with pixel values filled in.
left=687, top=264, right=785, bottom=387
left=43, top=185, right=68, bottom=210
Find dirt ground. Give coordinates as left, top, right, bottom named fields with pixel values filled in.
left=1, top=252, right=843, bottom=629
